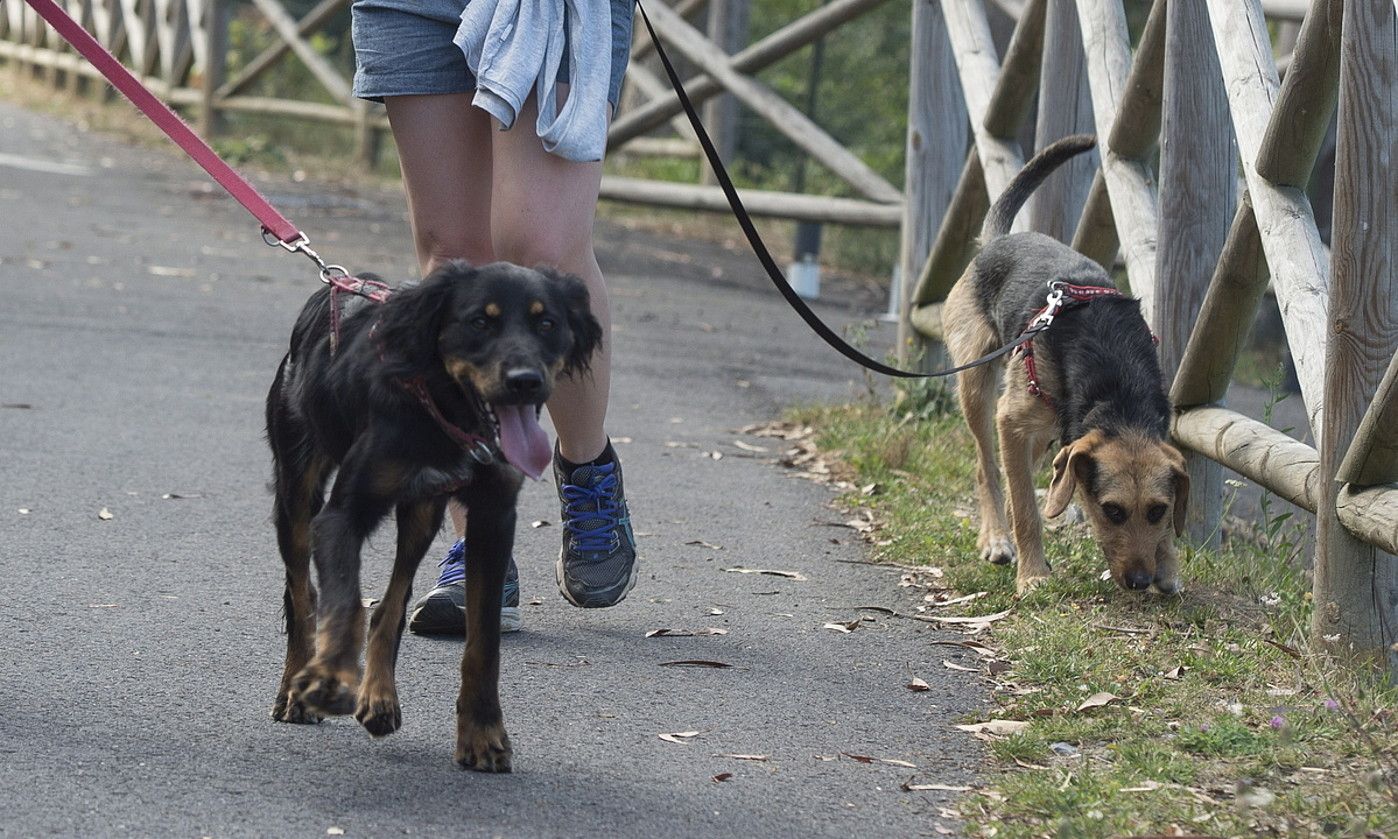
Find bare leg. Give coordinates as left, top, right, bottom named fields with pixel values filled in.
left=489, top=94, right=611, bottom=464
left=385, top=94, right=497, bottom=541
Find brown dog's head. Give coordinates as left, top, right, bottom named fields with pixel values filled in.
left=1043, top=429, right=1189, bottom=591
left=375, top=260, right=603, bottom=477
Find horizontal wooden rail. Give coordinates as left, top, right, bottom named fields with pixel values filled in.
left=1336, top=485, right=1398, bottom=557
left=1171, top=407, right=1321, bottom=514
left=598, top=176, right=903, bottom=227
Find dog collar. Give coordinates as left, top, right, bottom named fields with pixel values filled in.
left=399, top=376, right=498, bottom=465
left=1016, top=280, right=1128, bottom=408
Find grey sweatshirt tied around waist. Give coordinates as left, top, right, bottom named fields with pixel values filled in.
left=453, top=0, right=612, bottom=163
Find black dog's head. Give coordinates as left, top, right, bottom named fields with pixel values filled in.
left=373, top=260, right=603, bottom=476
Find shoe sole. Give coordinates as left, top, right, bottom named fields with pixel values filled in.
left=408, top=603, right=522, bottom=636
left=555, top=549, right=639, bottom=608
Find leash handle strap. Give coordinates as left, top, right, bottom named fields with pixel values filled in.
left=637, top=0, right=1015, bottom=380
left=22, top=0, right=303, bottom=244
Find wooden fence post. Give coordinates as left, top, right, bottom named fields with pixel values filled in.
left=1030, top=0, right=1096, bottom=243
left=1155, top=0, right=1234, bottom=546
left=200, top=0, right=227, bottom=138
left=897, top=0, right=966, bottom=369
left=1314, top=0, right=1398, bottom=672
left=701, top=0, right=749, bottom=186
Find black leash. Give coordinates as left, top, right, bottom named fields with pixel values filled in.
left=635, top=0, right=1038, bottom=379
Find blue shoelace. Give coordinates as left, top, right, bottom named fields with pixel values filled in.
left=435, top=540, right=467, bottom=587
left=561, top=464, right=622, bottom=555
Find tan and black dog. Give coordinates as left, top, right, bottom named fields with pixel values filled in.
left=942, top=135, right=1188, bottom=596
left=265, top=260, right=602, bottom=771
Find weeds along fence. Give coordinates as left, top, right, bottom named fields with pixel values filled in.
left=1, top=0, right=1393, bottom=670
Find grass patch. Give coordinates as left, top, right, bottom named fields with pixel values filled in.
left=787, top=396, right=1398, bottom=838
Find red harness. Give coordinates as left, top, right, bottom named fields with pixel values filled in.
left=1015, top=281, right=1132, bottom=408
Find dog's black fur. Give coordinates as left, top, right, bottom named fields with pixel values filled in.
left=973, top=134, right=1169, bottom=448
left=265, top=260, right=602, bottom=772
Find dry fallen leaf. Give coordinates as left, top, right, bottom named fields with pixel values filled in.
left=658, top=731, right=700, bottom=744
left=731, top=440, right=767, bottom=453
left=531, top=520, right=551, bottom=528
left=907, top=677, right=931, bottom=692
left=706, top=607, right=725, bottom=616
left=882, top=758, right=918, bottom=769
left=685, top=540, right=724, bottom=550
left=714, top=753, right=768, bottom=761
left=921, top=609, right=1012, bottom=625
left=724, top=567, right=807, bottom=581
left=955, top=719, right=1030, bottom=736
left=646, top=628, right=728, bottom=638
left=1075, top=691, right=1119, bottom=712
left=841, top=753, right=875, bottom=764
left=902, top=780, right=973, bottom=792
left=823, top=620, right=862, bottom=634
left=1165, top=665, right=1186, bottom=680
left=97, top=508, right=114, bottom=521
left=712, top=773, right=733, bottom=782
left=942, top=659, right=978, bottom=673
left=326, top=829, right=345, bottom=837
left=658, top=660, right=733, bottom=669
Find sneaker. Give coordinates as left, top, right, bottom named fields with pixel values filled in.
left=554, top=442, right=638, bottom=607
left=407, top=539, right=522, bottom=636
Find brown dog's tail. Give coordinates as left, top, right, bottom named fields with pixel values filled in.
left=981, top=134, right=1098, bottom=240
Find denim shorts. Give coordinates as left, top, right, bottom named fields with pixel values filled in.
left=351, top=0, right=635, bottom=107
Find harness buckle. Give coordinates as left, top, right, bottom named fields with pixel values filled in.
left=468, top=440, right=496, bottom=465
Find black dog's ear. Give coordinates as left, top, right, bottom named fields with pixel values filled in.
left=540, top=267, right=603, bottom=375
left=375, top=264, right=471, bottom=376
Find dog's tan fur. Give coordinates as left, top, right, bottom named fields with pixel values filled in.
left=943, top=277, right=1188, bottom=595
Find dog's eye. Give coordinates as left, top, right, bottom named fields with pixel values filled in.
left=470, top=316, right=490, bottom=330
left=1147, top=504, right=1168, bottom=525
left=1101, top=503, right=1128, bottom=524
left=537, top=317, right=556, bottom=332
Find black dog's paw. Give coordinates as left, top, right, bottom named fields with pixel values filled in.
left=290, top=665, right=359, bottom=717
left=355, top=687, right=402, bottom=738
left=455, top=721, right=513, bottom=773
left=272, top=692, right=324, bottom=725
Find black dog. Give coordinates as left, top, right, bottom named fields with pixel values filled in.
left=266, top=260, right=602, bottom=772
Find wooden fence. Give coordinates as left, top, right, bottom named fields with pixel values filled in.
left=1, top=0, right=1394, bottom=670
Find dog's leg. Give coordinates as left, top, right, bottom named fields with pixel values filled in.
left=290, top=448, right=392, bottom=717
left=356, top=498, right=447, bottom=738
left=269, top=425, right=329, bottom=724
left=1154, top=538, right=1181, bottom=594
left=959, top=360, right=1014, bottom=566
left=454, top=468, right=519, bottom=773
left=998, top=402, right=1053, bottom=595
left=944, top=280, right=1014, bottom=565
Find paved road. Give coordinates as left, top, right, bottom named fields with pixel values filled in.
left=0, top=100, right=982, bottom=837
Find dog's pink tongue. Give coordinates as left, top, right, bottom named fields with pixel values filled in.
left=493, top=404, right=551, bottom=480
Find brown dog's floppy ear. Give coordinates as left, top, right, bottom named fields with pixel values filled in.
left=1165, top=444, right=1191, bottom=536
left=540, top=267, right=603, bottom=376
left=1045, top=432, right=1102, bottom=519
left=375, top=264, right=467, bottom=376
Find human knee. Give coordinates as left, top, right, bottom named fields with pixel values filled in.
left=417, top=228, right=494, bottom=274
left=491, top=225, right=591, bottom=271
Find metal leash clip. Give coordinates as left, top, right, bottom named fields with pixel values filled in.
left=262, top=229, right=350, bottom=284
left=1028, top=281, right=1067, bottom=332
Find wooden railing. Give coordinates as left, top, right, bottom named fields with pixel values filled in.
left=2, top=0, right=1392, bottom=669
left=901, top=0, right=1396, bottom=672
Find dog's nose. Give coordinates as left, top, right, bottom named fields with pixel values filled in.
left=1124, top=569, right=1153, bottom=590
left=504, top=368, right=544, bottom=397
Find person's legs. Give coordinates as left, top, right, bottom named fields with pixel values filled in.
left=385, top=94, right=522, bottom=634
left=489, top=95, right=611, bottom=464
left=490, top=95, right=637, bottom=608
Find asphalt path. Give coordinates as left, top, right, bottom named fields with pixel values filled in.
left=0, top=100, right=984, bottom=837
